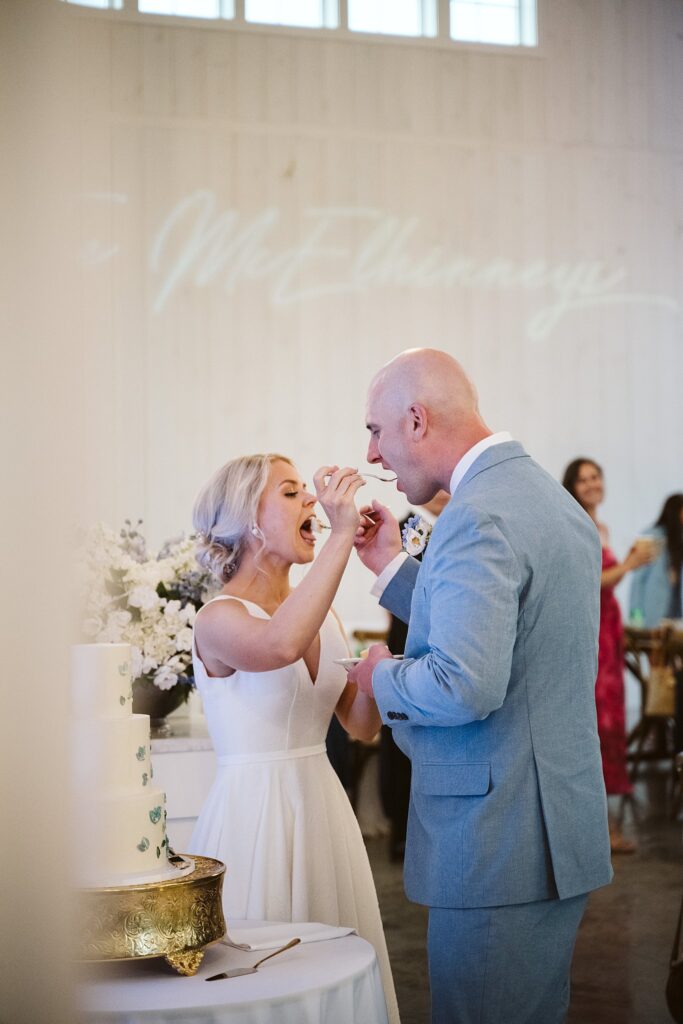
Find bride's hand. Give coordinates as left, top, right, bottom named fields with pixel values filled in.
left=313, top=466, right=365, bottom=536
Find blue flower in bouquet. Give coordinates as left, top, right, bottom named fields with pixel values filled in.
left=402, top=515, right=432, bottom=556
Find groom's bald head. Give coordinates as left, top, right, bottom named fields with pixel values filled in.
left=365, top=348, right=490, bottom=502
left=368, top=348, right=480, bottom=428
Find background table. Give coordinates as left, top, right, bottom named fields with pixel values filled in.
left=78, top=927, right=389, bottom=1023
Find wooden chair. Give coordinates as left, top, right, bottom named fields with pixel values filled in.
left=350, top=628, right=389, bottom=650
left=625, top=624, right=681, bottom=814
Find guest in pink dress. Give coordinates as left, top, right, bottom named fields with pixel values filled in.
left=563, top=458, right=657, bottom=853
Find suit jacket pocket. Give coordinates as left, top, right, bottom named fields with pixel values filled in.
left=414, top=761, right=491, bottom=797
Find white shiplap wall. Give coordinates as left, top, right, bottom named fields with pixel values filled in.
left=72, top=0, right=683, bottom=629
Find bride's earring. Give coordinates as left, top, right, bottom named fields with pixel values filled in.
left=251, top=525, right=260, bottom=537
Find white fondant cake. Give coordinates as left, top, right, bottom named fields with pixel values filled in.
left=71, top=643, right=190, bottom=888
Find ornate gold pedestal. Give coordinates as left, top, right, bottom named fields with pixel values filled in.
left=75, top=855, right=225, bottom=975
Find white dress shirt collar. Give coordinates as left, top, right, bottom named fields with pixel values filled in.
left=449, top=431, right=513, bottom=495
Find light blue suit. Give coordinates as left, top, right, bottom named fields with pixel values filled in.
left=373, top=441, right=613, bottom=1023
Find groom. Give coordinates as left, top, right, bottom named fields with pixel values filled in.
left=349, top=348, right=612, bottom=1024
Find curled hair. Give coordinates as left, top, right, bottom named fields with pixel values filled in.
left=562, top=457, right=603, bottom=506
left=193, top=453, right=293, bottom=582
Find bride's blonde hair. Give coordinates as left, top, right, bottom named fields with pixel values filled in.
left=193, top=453, right=293, bottom=582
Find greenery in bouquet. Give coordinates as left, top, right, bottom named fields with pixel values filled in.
left=81, top=520, right=218, bottom=702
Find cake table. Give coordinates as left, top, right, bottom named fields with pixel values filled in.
left=78, top=921, right=390, bottom=1023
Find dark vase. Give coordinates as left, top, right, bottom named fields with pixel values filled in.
left=131, top=678, right=191, bottom=735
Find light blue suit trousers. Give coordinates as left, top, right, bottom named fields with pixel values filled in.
left=428, top=895, right=588, bottom=1024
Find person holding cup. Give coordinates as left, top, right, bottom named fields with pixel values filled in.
left=562, top=458, right=657, bottom=853
left=629, top=493, right=683, bottom=628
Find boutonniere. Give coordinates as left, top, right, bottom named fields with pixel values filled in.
left=402, top=515, right=432, bottom=556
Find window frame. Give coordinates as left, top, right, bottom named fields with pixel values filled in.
left=59, top=0, right=541, bottom=55
left=449, top=0, right=537, bottom=48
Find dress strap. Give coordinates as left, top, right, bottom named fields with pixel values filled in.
left=196, top=595, right=270, bottom=619
left=217, top=744, right=326, bottom=766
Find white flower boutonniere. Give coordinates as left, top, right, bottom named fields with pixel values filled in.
left=402, top=515, right=432, bottom=556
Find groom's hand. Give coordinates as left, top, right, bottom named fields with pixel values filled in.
left=346, top=643, right=392, bottom=697
left=354, top=500, right=403, bottom=576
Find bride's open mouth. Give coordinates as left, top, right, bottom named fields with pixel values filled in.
left=299, top=515, right=318, bottom=545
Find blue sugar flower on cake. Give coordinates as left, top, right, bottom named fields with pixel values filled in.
left=149, top=806, right=162, bottom=825
left=137, top=837, right=150, bottom=852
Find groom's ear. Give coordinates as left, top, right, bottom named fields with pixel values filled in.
left=407, top=403, right=428, bottom=442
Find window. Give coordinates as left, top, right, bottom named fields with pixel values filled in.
left=450, top=0, right=536, bottom=47
left=348, top=0, right=436, bottom=38
left=246, top=0, right=337, bottom=28
left=59, top=0, right=537, bottom=48
left=138, top=0, right=233, bottom=15
left=60, top=0, right=122, bottom=8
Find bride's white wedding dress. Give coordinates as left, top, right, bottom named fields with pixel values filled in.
left=189, top=596, right=399, bottom=1022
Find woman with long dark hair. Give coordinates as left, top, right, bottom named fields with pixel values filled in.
left=629, top=493, right=683, bottom=627
left=562, top=458, right=656, bottom=853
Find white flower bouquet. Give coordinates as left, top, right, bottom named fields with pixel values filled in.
left=81, top=521, right=217, bottom=705
left=402, top=515, right=432, bottom=556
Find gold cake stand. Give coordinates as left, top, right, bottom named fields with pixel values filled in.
left=75, top=855, right=226, bottom=976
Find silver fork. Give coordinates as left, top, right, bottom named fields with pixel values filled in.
left=314, top=510, right=378, bottom=532
left=323, top=470, right=396, bottom=483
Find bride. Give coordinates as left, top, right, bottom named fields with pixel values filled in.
left=189, top=453, right=399, bottom=1022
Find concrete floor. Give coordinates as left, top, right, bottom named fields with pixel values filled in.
left=367, top=766, right=681, bottom=1024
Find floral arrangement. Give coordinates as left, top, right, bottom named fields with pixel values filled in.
left=81, top=521, right=217, bottom=699
left=402, top=515, right=432, bottom=557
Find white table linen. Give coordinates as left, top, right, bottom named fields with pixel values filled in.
left=79, top=921, right=390, bottom=1024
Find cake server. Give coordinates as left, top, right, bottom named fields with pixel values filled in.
left=206, top=937, right=301, bottom=980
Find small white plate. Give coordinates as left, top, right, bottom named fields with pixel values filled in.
left=333, top=655, right=404, bottom=667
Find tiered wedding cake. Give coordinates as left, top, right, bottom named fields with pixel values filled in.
left=71, top=642, right=190, bottom=888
